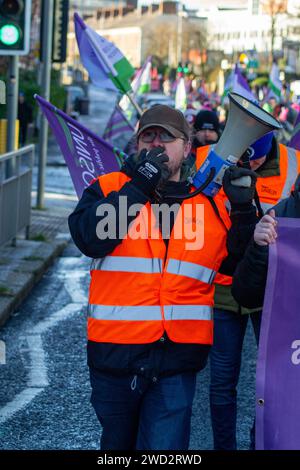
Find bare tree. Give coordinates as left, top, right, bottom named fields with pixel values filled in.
left=143, top=19, right=207, bottom=68
left=261, top=0, right=287, bottom=64
left=143, top=23, right=177, bottom=66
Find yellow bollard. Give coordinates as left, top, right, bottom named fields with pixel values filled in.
left=0, top=119, right=19, bottom=153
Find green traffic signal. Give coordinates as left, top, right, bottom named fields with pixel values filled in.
left=0, top=0, right=31, bottom=55
left=183, top=63, right=189, bottom=74
left=0, top=23, right=20, bottom=45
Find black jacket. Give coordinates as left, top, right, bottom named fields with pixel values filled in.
left=232, top=174, right=300, bottom=309
left=69, top=157, right=257, bottom=379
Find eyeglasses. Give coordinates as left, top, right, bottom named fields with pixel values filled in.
left=140, top=129, right=177, bottom=143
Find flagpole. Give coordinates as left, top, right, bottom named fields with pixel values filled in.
left=124, top=91, right=143, bottom=117
left=115, top=103, right=135, bottom=130
left=85, top=28, right=143, bottom=117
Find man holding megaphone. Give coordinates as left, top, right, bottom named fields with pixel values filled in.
left=195, top=94, right=300, bottom=450
left=69, top=103, right=261, bottom=451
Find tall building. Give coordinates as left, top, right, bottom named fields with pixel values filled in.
left=196, top=0, right=300, bottom=74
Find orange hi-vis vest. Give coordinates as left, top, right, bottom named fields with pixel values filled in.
left=195, top=143, right=300, bottom=287
left=255, top=144, right=300, bottom=212
left=87, top=171, right=231, bottom=345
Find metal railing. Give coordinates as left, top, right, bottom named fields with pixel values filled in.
left=0, top=145, right=34, bottom=246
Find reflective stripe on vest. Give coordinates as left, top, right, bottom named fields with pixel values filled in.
left=282, top=147, right=299, bottom=199
left=166, top=259, right=216, bottom=284
left=91, top=257, right=215, bottom=283
left=88, top=304, right=213, bottom=322
left=164, top=305, right=213, bottom=321
left=88, top=305, right=162, bottom=321
left=260, top=202, right=274, bottom=213
left=91, top=256, right=163, bottom=274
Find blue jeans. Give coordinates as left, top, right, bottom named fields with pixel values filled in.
left=89, top=368, right=196, bottom=450
left=209, top=308, right=261, bottom=450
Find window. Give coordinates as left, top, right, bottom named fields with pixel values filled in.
left=252, top=0, right=259, bottom=15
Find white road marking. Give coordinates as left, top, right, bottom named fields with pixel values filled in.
left=58, top=273, right=88, bottom=304
left=32, top=303, right=83, bottom=335
left=26, top=335, right=49, bottom=387
left=0, top=255, right=88, bottom=424
left=0, top=389, right=44, bottom=425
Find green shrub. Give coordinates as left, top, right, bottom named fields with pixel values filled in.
left=50, top=69, right=66, bottom=111
left=0, top=68, right=66, bottom=120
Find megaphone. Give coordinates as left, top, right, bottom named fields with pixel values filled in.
left=193, top=92, right=282, bottom=196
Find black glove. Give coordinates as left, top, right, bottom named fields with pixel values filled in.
left=131, top=147, right=170, bottom=196
left=222, top=166, right=257, bottom=206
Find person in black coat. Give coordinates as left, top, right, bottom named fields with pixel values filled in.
left=18, top=92, right=33, bottom=146
left=232, top=173, right=300, bottom=309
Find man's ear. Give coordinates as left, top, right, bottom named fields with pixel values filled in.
left=183, top=140, right=192, bottom=159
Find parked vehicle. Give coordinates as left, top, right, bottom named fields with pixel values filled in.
left=139, top=93, right=175, bottom=110
left=65, top=85, right=85, bottom=117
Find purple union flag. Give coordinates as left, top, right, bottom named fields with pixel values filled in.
left=35, top=95, right=126, bottom=198
left=256, top=217, right=300, bottom=449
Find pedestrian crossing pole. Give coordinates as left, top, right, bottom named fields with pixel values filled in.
left=6, top=56, right=19, bottom=177
left=36, top=0, right=54, bottom=209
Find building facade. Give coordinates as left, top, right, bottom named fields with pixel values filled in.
left=66, top=1, right=207, bottom=71
left=198, top=0, right=300, bottom=73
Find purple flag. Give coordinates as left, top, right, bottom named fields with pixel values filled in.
left=35, top=95, right=126, bottom=199
left=74, top=13, right=134, bottom=94
left=103, top=104, right=135, bottom=145
left=289, top=112, right=300, bottom=150
left=233, top=64, right=256, bottom=102
left=256, top=217, right=300, bottom=449
left=222, top=64, right=256, bottom=104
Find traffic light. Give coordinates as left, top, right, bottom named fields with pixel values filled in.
left=177, top=62, right=183, bottom=77
left=183, top=63, right=189, bottom=74
left=52, top=0, right=69, bottom=63
left=40, top=0, right=69, bottom=62
left=0, top=0, right=31, bottom=55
